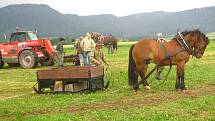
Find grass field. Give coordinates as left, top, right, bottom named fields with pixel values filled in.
left=0, top=39, right=215, bottom=121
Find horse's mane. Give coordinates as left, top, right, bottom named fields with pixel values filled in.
left=172, top=29, right=206, bottom=40
left=181, top=29, right=205, bottom=37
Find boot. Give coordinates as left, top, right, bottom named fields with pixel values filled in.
left=156, top=68, right=163, bottom=80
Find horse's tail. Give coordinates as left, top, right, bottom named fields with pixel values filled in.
left=128, top=44, right=138, bottom=87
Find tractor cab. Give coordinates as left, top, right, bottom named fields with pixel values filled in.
left=10, top=31, right=38, bottom=42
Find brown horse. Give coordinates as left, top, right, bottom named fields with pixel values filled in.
left=89, top=32, right=118, bottom=54
left=89, top=32, right=101, bottom=42
left=102, top=34, right=118, bottom=54
left=128, top=30, right=209, bottom=91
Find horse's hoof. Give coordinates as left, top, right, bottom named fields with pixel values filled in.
left=181, top=87, right=187, bottom=90
left=144, top=86, right=151, bottom=90
left=181, top=88, right=187, bottom=92
left=133, top=90, right=138, bottom=95
left=133, top=85, right=139, bottom=91
left=133, top=87, right=139, bottom=92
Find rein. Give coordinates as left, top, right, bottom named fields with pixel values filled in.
left=153, top=43, right=173, bottom=84
left=133, top=56, right=169, bottom=89
left=104, top=66, right=111, bottom=89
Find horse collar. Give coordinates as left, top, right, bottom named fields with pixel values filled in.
left=176, top=32, right=194, bottom=56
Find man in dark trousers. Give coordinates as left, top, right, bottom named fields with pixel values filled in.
left=156, top=33, right=166, bottom=80
left=55, top=37, right=65, bottom=67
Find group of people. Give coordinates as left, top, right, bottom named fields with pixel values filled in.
left=74, top=32, right=109, bottom=66
left=53, top=32, right=109, bottom=68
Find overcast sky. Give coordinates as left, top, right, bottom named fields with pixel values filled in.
left=1, top=0, right=215, bottom=16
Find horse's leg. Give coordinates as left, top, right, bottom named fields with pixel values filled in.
left=175, top=68, right=181, bottom=90
left=113, top=42, right=117, bottom=53
left=176, top=62, right=186, bottom=91
left=142, top=64, right=150, bottom=90
left=110, top=44, right=114, bottom=54
left=116, top=42, right=118, bottom=51
left=137, top=64, right=150, bottom=90
left=156, top=66, right=164, bottom=80
left=180, top=66, right=186, bottom=90
left=108, top=45, right=111, bottom=54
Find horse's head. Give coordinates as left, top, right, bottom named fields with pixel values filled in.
left=89, top=32, right=102, bottom=42
left=182, top=30, right=209, bottom=58
left=194, top=33, right=209, bottom=58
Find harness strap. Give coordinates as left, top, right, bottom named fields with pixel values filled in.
left=104, top=66, right=110, bottom=89
left=177, top=32, right=194, bottom=56
left=151, top=45, right=188, bottom=88
left=160, top=43, right=171, bottom=59
left=158, top=43, right=173, bottom=83
left=133, top=59, right=164, bottom=89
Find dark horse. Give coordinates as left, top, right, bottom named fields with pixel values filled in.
left=89, top=32, right=118, bottom=54
left=102, top=34, right=118, bottom=54
left=128, top=30, right=209, bottom=91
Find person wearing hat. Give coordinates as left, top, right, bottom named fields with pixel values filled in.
left=80, top=33, right=95, bottom=66
left=157, top=33, right=166, bottom=43
left=90, top=42, right=109, bottom=66
left=156, top=33, right=166, bottom=80
left=74, top=36, right=84, bottom=66
left=55, top=37, right=65, bottom=67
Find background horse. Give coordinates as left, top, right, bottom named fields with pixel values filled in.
left=102, top=34, right=118, bottom=54
left=89, top=32, right=101, bottom=42
left=89, top=32, right=118, bottom=54
left=128, top=30, right=209, bottom=91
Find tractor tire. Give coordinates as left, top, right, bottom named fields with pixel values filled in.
left=19, top=50, right=38, bottom=69
left=0, top=57, right=4, bottom=69
left=40, top=50, right=54, bottom=66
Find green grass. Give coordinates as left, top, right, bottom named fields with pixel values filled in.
left=0, top=41, right=215, bottom=121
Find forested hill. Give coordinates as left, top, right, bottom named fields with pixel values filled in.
left=0, top=4, right=215, bottom=39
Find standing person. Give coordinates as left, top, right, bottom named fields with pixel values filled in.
left=157, top=33, right=166, bottom=43
left=90, top=43, right=109, bottom=66
left=74, top=37, right=84, bottom=66
left=55, top=37, right=65, bottom=67
left=80, top=33, right=95, bottom=66
left=156, top=33, right=166, bottom=80
left=108, top=34, right=114, bottom=54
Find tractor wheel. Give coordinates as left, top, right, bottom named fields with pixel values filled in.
left=19, top=50, right=38, bottom=69
left=0, top=57, right=4, bottom=69
left=40, top=50, right=54, bottom=66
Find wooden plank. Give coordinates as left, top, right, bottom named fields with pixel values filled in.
left=37, top=66, right=104, bottom=80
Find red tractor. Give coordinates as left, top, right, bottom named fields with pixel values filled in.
left=0, top=30, right=55, bottom=69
